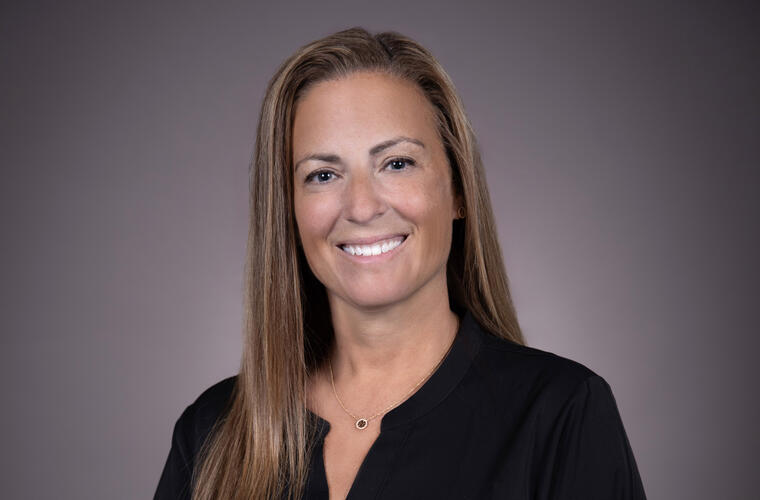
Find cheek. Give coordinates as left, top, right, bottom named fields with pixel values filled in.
left=294, top=193, right=339, bottom=246
left=398, top=177, right=453, bottom=244
left=294, top=193, right=342, bottom=284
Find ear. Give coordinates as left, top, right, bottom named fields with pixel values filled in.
left=452, top=192, right=465, bottom=220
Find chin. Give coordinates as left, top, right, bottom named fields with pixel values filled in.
left=342, top=285, right=412, bottom=310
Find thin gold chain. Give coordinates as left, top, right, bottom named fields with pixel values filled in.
left=328, top=316, right=459, bottom=428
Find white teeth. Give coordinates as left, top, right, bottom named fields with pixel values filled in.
left=340, top=236, right=405, bottom=257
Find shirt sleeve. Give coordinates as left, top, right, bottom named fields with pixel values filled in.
left=548, top=375, right=647, bottom=500
left=154, top=406, right=194, bottom=500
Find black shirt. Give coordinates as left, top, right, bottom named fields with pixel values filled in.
left=154, top=310, right=646, bottom=499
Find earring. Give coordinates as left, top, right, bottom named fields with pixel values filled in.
left=456, top=206, right=466, bottom=219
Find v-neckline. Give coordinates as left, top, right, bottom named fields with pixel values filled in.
left=319, top=423, right=383, bottom=500
left=303, top=307, right=483, bottom=499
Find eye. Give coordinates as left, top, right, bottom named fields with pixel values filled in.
left=304, top=169, right=337, bottom=184
left=385, top=157, right=416, bottom=171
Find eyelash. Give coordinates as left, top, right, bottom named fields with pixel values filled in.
left=304, top=157, right=416, bottom=184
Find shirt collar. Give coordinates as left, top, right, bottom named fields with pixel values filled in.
left=310, top=306, right=483, bottom=434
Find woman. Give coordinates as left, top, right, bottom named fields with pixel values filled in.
left=155, top=27, right=646, bottom=500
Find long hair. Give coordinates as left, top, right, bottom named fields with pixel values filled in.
left=191, top=26, right=525, bottom=500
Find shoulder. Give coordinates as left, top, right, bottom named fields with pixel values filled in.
left=174, top=375, right=238, bottom=459
left=462, top=325, right=632, bottom=452
left=468, top=330, right=645, bottom=495
left=155, top=376, right=238, bottom=498
left=468, top=323, right=611, bottom=416
left=479, top=327, right=598, bottom=384
left=187, top=375, right=238, bottom=419
left=469, top=331, right=646, bottom=495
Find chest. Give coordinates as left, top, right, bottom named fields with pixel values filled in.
left=306, top=374, right=385, bottom=499
left=321, top=422, right=381, bottom=500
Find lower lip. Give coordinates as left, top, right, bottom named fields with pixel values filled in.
left=336, top=235, right=409, bottom=263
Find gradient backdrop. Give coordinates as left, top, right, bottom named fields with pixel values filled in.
left=2, top=1, right=758, bottom=499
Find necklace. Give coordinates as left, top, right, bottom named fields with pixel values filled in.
left=328, top=316, right=459, bottom=430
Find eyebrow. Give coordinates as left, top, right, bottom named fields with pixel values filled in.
left=294, top=136, right=426, bottom=171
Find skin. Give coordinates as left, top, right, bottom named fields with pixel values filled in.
left=292, top=70, right=462, bottom=498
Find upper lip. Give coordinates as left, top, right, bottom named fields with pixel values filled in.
left=337, top=233, right=408, bottom=246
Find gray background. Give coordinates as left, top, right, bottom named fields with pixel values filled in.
left=2, top=1, right=758, bottom=499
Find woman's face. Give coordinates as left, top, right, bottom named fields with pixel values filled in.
left=292, top=71, right=459, bottom=310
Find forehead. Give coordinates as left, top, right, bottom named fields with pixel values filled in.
left=292, top=71, right=440, bottom=153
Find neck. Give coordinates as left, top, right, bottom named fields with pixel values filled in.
left=323, top=271, right=460, bottom=408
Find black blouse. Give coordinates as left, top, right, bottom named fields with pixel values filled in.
left=154, top=310, right=646, bottom=499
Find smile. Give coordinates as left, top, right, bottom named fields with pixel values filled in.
left=338, top=235, right=408, bottom=258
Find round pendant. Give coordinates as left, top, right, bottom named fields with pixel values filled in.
left=355, top=418, right=368, bottom=430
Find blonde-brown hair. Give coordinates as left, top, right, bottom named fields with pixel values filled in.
left=191, top=26, right=524, bottom=500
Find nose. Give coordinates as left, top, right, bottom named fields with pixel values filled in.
left=343, top=170, right=386, bottom=224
